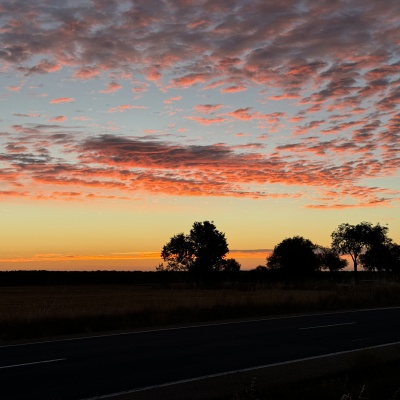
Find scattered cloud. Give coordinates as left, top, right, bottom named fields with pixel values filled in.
left=0, top=0, right=399, bottom=209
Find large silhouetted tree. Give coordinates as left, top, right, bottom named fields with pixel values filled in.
left=160, top=221, right=232, bottom=276
left=331, top=222, right=388, bottom=281
left=266, top=236, right=320, bottom=277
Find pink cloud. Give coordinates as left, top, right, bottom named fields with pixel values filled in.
left=21, top=59, right=62, bottom=75
left=146, top=66, right=161, bottom=83
left=132, top=85, right=148, bottom=93
left=7, top=85, right=23, bottom=91
left=172, top=74, right=208, bottom=88
left=50, top=97, right=74, bottom=104
left=11, top=124, right=40, bottom=134
left=164, top=96, right=182, bottom=104
left=289, top=115, right=306, bottom=123
left=73, top=116, right=92, bottom=121
left=194, top=104, right=223, bottom=114
left=49, top=116, right=67, bottom=122
left=13, top=113, right=40, bottom=118
left=73, top=67, right=101, bottom=80
left=227, top=108, right=285, bottom=123
left=227, top=108, right=253, bottom=120
left=269, top=93, right=301, bottom=101
left=221, top=85, right=247, bottom=93
left=235, top=133, right=250, bottom=137
left=186, top=116, right=225, bottom=125
left=107, top=104, right=147, bottom=113
left=187, top=19, right=211, bottom=29
left=0, top=190, right=28, bottom=198
left=292, top=120, right=325, bottom=136
left=203, top=80, right=226, bottom=90
left=99, top=82, right=122, bottom=93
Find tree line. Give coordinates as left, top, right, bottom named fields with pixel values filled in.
left=158, top=221, right=400, bottom=280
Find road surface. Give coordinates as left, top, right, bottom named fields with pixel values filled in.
left=1, top=307, right=400, bottom=400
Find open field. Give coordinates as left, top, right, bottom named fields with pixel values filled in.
left=2, top=281, right=400, bottom=342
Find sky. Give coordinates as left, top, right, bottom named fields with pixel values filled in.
left=1, top=0, right=399, bottom=271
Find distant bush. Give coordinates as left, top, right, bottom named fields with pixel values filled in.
left=267, top=236, right=320, bottom=277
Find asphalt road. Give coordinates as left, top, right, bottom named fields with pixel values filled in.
left=1, top=307, right=400, bottom=400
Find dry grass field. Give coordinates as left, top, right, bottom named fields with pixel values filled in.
left=1, top=282, right=400, bottom=341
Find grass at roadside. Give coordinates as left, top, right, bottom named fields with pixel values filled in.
left=229, top=357, right=400, bottom=400
left=1, top=281, right=400, bottom=341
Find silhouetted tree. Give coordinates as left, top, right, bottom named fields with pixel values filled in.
left=160, top=232, right=194, bottom=271
left=254, top=265, right=268, bottom=272
left=317, top=246, right=348, bottom=272
left=266, top=236, right=320, bottom=277
left=250, top=265, right=269, bottom=282
left=160, top=221, right=231, bottom=276
left=219, top=258, right=241, bottom=273
left=331, top=222, right=388, bottom=281
left=360, top=241, right=400, bottom=273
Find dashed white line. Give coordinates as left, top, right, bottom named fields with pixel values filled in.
left=300, top=322, right=357, bottom=330
left=0, top=358, right=66, bottom=370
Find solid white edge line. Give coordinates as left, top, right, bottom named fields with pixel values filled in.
left=1, top=305, right=400, bottom=348
left=0, top=358, right=67, bottom=369
left=299, top=322, right=357, bottom=330
left=79, top=341, right=400, bottom=400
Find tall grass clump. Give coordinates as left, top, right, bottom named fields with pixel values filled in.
left=229, top=356, right=400, bottom=400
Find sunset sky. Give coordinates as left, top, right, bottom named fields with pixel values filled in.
left=1, top=0, right=399, bottom=271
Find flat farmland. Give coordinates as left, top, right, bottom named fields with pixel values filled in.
left=1, top=283, right=400, bottom=342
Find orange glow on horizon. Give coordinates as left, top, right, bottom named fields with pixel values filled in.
left=0, top=250, right=271, bottom=271
left=0, top=250, right=270, bottom=264
left=228, top=250, right=271, bottom=259
left=0, top=252, right=161, bottom=264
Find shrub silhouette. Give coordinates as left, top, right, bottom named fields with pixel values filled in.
left=267, top=236, right=320, bottom=277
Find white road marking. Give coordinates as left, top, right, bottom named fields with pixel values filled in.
left=300, top=322, right=357, bottom=330
left=0, top=358, right=66, bottom=369
left=79, top=341, right=400, bottom=400
left=1, top=305, right=400, bottom=348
